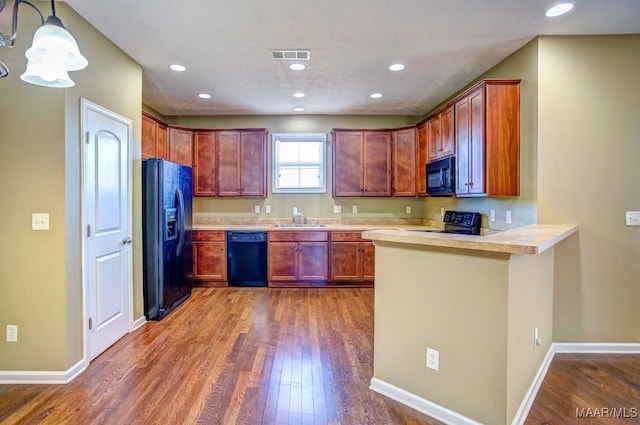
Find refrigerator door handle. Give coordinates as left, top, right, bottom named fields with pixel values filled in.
left=175, top=187, right=186, bottom=258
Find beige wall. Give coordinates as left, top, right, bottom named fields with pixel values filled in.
left=537, top=35, right=640, bottom=342
left=0, top=2, right=142, bottom=371
left=373, top=242, right=555, bottom=424
left=171, top=115, right=428, bottom=220
left=421, top=39, right=539, bottom=231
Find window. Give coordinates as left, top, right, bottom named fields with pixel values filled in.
left=272, top=133, right=327, bottom=193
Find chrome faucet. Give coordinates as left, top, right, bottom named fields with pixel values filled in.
left=292, top=207, right=304, bottom=226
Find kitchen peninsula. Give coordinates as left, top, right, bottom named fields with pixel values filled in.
left=363, top=224, right=577, bottom=425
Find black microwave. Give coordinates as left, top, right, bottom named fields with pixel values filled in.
left=426, top=156, right=455, bottom=196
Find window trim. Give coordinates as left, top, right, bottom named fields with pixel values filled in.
left=271, top=132, right=327, bottom=194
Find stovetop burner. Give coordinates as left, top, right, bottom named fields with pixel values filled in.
left=442, top=211, right=482, bottom=235
left=411, top=211, right=482, bottom=235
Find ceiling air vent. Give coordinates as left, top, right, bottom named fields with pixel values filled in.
left=270, top=49, right=311, bottom=61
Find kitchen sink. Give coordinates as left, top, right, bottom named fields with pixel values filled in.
left=271, top=223, right=326, bottom=228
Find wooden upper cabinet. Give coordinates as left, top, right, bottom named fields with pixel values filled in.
left=392, top=127, right=416, bottom=197
left=168, top=127, right=193, bottom=167
left=416, top=122, right=428, bottom=196
left=426, top=104, right=455, bottom=163
left=363, top=131, right=392, bottom=196
left=332, top=130, right=391, bottom=197
left=333, top=131, right=364, bottom=197
left=455, top=79, right=520, bottom=197
left=239, top=130, right=267, bottom=197
left=142, top=113, right=168, bottom=160
left=217, top=130, right=267, bottom=197
left=193, top=131, right=216, bottom=197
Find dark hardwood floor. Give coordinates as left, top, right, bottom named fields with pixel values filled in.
left=525, top=353, right=640, bottom=425
left=0, top=288, right=443, bottom=425
left=2, top=288, right=638, bottom=425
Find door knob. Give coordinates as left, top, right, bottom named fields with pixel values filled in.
left=122, top=237, right=132, bottom=245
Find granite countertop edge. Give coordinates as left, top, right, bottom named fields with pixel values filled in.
left=361, top=224, right=578, bottom=255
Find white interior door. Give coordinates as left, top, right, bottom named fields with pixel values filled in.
left=82, top=99, right=133, bottom=362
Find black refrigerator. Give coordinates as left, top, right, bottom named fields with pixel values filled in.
left=142, top=159, right=193, bottom=320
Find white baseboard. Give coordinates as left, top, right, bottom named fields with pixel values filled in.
left=0, top=359, right=86, bottom=384
left=553, top=342, right=640, bottom=354
left=510, top=345, right=556, bottom=425
left=369, top=377, right=483, bottom=425
left=374, top=342, right=640, bottom=425
left=133, top=315, right=147, bottom=331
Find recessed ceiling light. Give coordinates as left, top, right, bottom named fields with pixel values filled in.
left=198, top=93, right=211, bottom=99
left=289, top=63, right=306, bottom=71
left=293, top=107, right=305, bottom=112
left=545, top=1, right=575, bottom=17
left=169, top=64, right=186, bottom=72
left=370, top=93, right=383, bottom=99
left=293, top=92, right=305, bottom=98
left=389, top=63, right=406, bottom=71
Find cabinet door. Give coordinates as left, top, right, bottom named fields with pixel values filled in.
left=217, top=131, right=242, bottom=196
left=392, top=127, right=416, bottom=197
left=455, top=96, right=471, bottom=195
left=362, top=242, right=375, bottom=282
left=268, top=242, right=298, bottom=281
left=329, top=242, right=361, bottom=281
left=240, top=130, right=266, bottom=197
left=298, top=242, right=328, bottom=281
left=193, top=241, right=227, bottom=281
left=168, top=127, right=193, bottom=167
left=363, top=131, right=392, bottom=196
left=468, top=88, right=485, bottom=195
left=193, top=131, right=216, bottom=197
left=427, top=115, right=441, bottom=163
left=142, top=114, right=157, bottom=159
left=416, top=123, right=428, bottom=196
left=333, top=131, right=364, bottom=197
left=156, top=122, right=168, bottom=160
left=440, top=105, right=455, bottom=158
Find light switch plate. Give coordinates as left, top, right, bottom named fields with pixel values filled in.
left=505, top=211, right=512, bottom=224
left=352, top=205, right=358, bottom=214
left=254, top=205, right=260, bottom=213
left=333, top=205, right=342, bottom=213
left=32, top=213, right=49, bottom=230
left=6, top=325, right=18, bottom=342
left=265, top=205, right=271, bottom=214
left=490, top=210, right=496, bottom=222
left=405, top=206, right=412, bottom=214
left=626, top=211, right=640, bottom=226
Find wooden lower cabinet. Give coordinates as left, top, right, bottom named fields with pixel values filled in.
left=193, top=231, right=227, bottom=287
left=329, top=232, right=374, bottom=285
left=268, top=232, right=328, bottom=286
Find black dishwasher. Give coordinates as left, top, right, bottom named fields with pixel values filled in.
left=226, top=231, right=268, bottom=287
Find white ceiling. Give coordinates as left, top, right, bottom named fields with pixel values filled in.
left=62, top=0, right=640, bottom=116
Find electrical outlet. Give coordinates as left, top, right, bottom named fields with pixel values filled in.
left=405, top=206, right=412, bottom=214
left=440, top=207, right=445, bottom=217
left=254, top=205, right=260, bottom=213
left=625, top=211, right=640, bottom=226
left=426, top=348, right=439, bottom=371
left=490, top=210, right=496, bottom=222
left=352, top=205, right=358, bottom=214
left=333, top=205, right=342, bottom=214
left=6, top=325, right=18, bottom=342
left=506, top=211, right=512, bottom=224
left=31, top=213, right=49, bottom=230
left=265, top=205, right=271, bottom=214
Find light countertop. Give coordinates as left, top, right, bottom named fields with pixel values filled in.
left=361, top=224, right=578, bottom=255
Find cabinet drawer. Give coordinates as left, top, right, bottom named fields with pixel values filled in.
left=269, top=231, right=328, bottom=242
left=330, top=231, right=364, bottom=242
left=193, top=231, right=226, bottom=242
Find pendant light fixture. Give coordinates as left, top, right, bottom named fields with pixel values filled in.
left=0, top=0, right=88, bottom=87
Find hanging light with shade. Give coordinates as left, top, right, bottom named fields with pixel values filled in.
left=0, top=0, right=88, bottom=87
